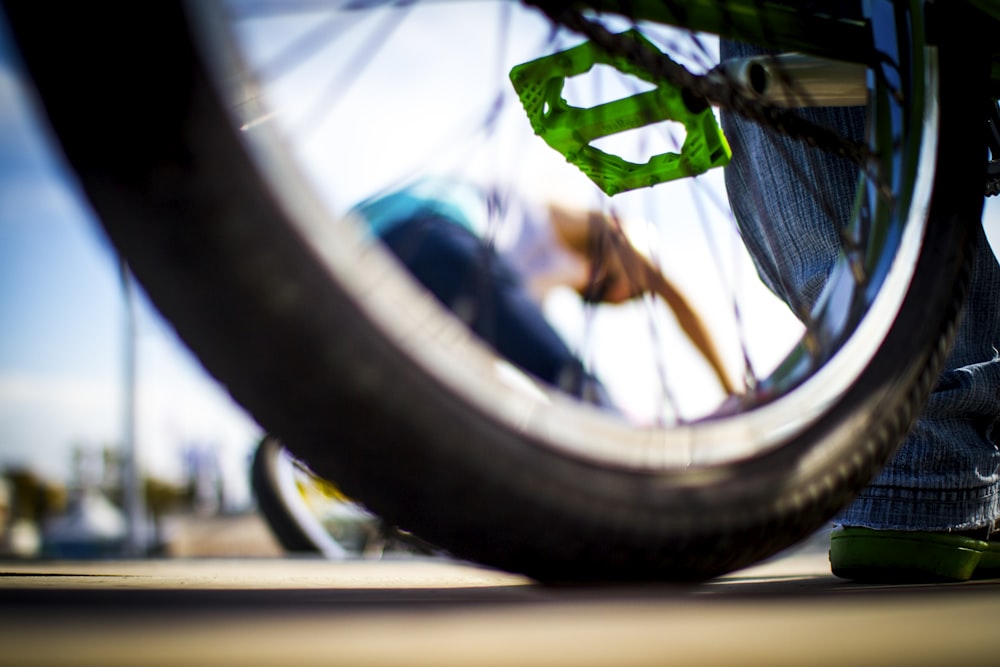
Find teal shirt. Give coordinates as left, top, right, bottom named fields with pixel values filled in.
left=353, top=181, right=482, bottom=238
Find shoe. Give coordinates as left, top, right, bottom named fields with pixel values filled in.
left=974, top=538, right=1000, bottom=578
left=829, top=526, right=996, bottom=583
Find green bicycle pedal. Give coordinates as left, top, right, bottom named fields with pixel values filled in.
left=509, top=30, right=731, bottom=196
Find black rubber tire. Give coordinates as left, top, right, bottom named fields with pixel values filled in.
left=250, top=435, right=323, bottom=554
left=3, top=1, right=989, bottom=580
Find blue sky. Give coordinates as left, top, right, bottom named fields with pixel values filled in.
left=0, top=16, right=260, bottom=501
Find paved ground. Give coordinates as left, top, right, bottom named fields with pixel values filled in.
left=3, top=519, right=1000, bottom=667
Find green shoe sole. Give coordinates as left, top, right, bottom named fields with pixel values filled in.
left=973, top=539, right=1000, bottom=579
left=829, top=527, right=989, bottom=583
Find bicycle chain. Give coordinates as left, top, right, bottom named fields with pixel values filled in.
left=534, top=4, right=873, bottom=167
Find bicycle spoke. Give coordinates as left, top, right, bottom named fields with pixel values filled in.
left=217, top=0, right=908, bottom=428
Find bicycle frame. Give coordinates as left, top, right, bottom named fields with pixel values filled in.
left=530, top=1, right=1000, bottom=88
left=531, top=0, right=871, bottom=61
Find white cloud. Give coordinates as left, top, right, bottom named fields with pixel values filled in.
left=132, top=328, right=262, bottom=486
left=0, top=372, right=121, bottom=480
left=0, top=372, right=117, bottom=412
left=0, top=347, right=260, bottom=506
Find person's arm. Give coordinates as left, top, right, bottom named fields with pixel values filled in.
left=547, top=204, right=736, bottom=395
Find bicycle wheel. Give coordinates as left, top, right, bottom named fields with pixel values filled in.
left=251, top=434, right=443, bottom=558
left=250, top=434, right=379, bottom=558
left=4, top=0, right=990, bottom=580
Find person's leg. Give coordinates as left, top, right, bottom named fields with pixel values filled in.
left=380, top=215, right=610, bottom=403
left=721, top=40, right=1000, bottom=580
left=829, top=233, right=1000, bottom=581
left=720, top=42, right=864, bottom=318
left=839, top=236, right=1000, bottom=532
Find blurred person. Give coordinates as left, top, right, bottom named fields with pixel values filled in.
left=353, top=179, right=735, bottom=408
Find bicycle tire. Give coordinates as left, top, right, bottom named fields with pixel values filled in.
left=3, top=1, right=990, bottom=580
left=250, top=434, right=350, bottom=557
left=252, top=434, right=445, bottom=558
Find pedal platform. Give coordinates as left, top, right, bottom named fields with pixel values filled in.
left=510, top=30, right=731, bottom=196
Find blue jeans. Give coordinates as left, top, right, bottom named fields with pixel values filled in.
left=722, top=41, right=1000, bottom=532
left=380, top=215, right=608, bottom=402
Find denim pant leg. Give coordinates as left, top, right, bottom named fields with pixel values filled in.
left=843, top=228, right=1000, bottom=531
left=721, top=41, right=1000, bottom=531
left=380, top=216, right=610, bottom=402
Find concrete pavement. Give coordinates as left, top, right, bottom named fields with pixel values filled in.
left=3, top=540, right=1000, bottom=667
